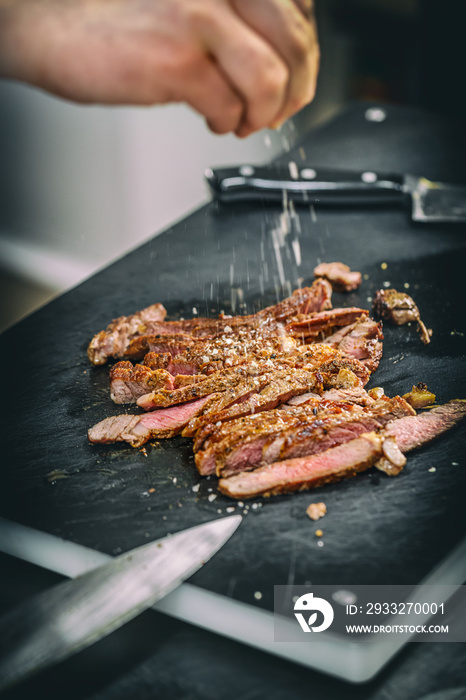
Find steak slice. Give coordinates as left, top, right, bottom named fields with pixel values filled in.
left=218, top=432, right=383, bottom=499
left=319, top=316, right=383, bottom=373
left=109, top=362, right=175, bottom=404
left=88, top=395, right=214, bottom=446
left=314, top=262, right=362, bottom=292
left=381, top=399, right=466, bottom=454
left=286, top=308, right=369, bottom=340
left=87, top=304, right=167, bottom=365
left=195, top=396, right=415, bottom=477
left=288, top=386, right=376, bottom=407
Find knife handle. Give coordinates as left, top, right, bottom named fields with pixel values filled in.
left=205, top=165, right=407, bottom=206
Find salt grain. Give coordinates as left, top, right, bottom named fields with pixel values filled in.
left=208, top=494, right=217, bottom=502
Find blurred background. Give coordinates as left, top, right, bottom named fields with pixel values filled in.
left=0, top=0, right=461, bottom=331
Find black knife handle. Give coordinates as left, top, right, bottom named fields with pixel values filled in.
left=205, top=164, right=407, bottom=206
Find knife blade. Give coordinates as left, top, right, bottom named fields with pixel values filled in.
left=0, top=515, right=241, bottom=691
left=205, top=164, right=466, bottom=223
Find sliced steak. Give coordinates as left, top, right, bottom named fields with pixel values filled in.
left=218, top=432, right=383, bottom=499
left=88, top=395, right=214, bottom=446
left=286, top=308, right=369, bottom=340
left=187, top=368, right=324, bottom=438
left=133, top=334, right=298, bottom=375
left=314, top=262, right=362, bottom=292
left=113, top=342, right=367, bottom=407
left=195, top=396, right=414, bottom=477
left=118, top=279, right=333, bottom=362
left=182, top=368, right=325, bottom=438
left=87, top=304, right=167, bottom=365
left=136, top=364, right=274, bottom=410
left=381, top=400, right=466, bottom=453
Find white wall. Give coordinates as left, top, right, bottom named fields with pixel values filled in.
left=0, top=82, right=287, bottom=292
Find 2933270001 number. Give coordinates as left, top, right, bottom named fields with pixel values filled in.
left=365, top=602, right=445, bottom=615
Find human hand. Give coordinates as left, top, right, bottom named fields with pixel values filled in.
left=0, top=0, right=320, bottom=136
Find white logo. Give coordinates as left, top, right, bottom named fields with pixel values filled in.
left=294, top=592, right=334, bottom=633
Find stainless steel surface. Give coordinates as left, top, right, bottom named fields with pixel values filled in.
left=404, top=174, right=466, bottom=222
left=0, top=515, right=241, bottom=691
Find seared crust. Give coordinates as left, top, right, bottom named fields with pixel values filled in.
left=87, top=303, right=167, bottom=365
left=218, top=433, right=383, bottom=499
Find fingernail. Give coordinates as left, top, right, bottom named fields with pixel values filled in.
left=268, top=119, right=285, bottom=131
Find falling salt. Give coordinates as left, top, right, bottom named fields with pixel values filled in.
left=310, top=205, right=317, bottom=223
left=317, top=540, right=324, bottom=547
left=288, top=161, right=299, bottom=180
left=452, top=462, right=459, bottom=466
left=226, top=507, right=235, bottom=513
left=238, top=501, right=244, bottom=508
left=428, top=467, right=436, bottom=473
left=192, top=484, right=200, bottom=493
left=383, top=281, right=391, bottom=288
left=291, top=239, right=302, bottom=267
left=208, top=493, right=217, bottom=502
left=254, top=591, right=263, bottom=600
left=404, top=282, right=410, bottom=289
left=172, top=477, right=177, bottom=484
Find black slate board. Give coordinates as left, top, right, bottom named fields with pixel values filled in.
left=1, top=104, right=466, bottom=620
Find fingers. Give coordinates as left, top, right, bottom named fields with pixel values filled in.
left=181, top=57, right=245, bottom=135
left=232, top=0, right=320, bottom=134
left=196, top=4, right=290, bottom=137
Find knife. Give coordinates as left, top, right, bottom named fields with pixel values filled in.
left=0, top=515, right=241, bottom=691
left=205, top=164, right=466, bottom=223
